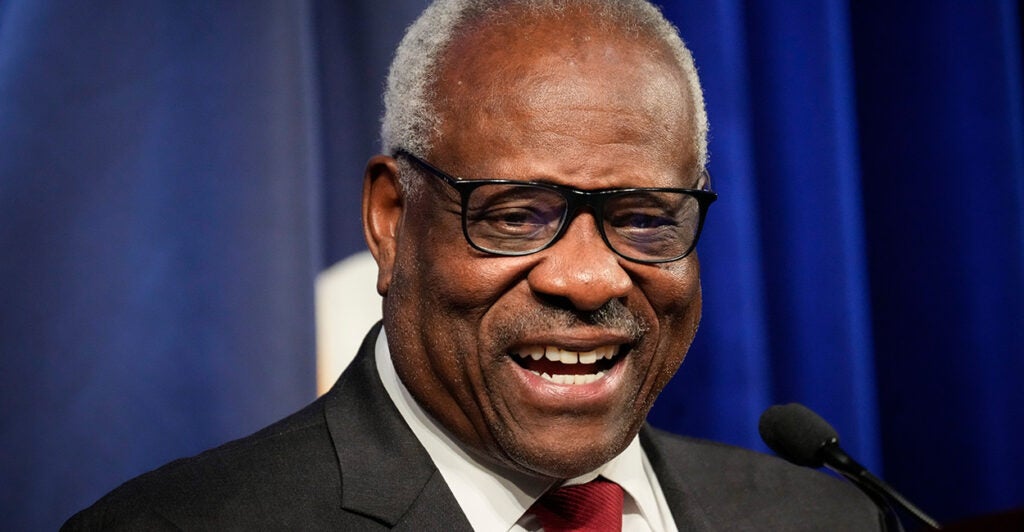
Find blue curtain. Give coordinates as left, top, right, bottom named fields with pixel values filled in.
left=1, top=1, right=1020, bottom=529
left=850, top=0, right=1024, bottom=515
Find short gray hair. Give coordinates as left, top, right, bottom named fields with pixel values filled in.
left=381, top=0, right=708, bottom=190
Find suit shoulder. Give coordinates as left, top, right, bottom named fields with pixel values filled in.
left=642, top=427, right=885, bottom=530
left=63, top=397, right=343, bottom=530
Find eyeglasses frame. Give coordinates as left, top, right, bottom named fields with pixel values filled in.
left=394, top=149, right=717, bottom=264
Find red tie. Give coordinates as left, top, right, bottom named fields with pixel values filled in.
left=530, top=478, right=625, bottom=532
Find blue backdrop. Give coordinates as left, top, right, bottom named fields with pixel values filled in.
left=2, top=1, right=1021, bottom=530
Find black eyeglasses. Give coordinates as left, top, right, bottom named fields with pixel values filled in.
left=395, top=149, right=717, bottom=264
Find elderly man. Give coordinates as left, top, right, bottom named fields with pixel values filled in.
left=65, top=0, right=882, bottom=530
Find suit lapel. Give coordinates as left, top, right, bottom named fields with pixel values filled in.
left=640, top=426, right=716, bottom=531
left=323, top=324, right=472, bottom=530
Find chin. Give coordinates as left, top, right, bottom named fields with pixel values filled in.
left=500, top=427, right=633, bottom=480
left=513, top=449, right=619, bottom=480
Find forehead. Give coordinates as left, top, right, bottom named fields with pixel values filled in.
left=428, top=9, right=697, bottom=184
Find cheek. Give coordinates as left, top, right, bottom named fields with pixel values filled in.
left=389, top=203, right=536, bottom=382
left=646, top=257, right=701, bottom=318
left=404, top=256, right=530, bottom=337
left=641, top=258, right=703, bottom=362
left=398, top=204, right=527, bottom=315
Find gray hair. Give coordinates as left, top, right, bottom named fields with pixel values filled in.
left=381, top=0, right=708, bottom=191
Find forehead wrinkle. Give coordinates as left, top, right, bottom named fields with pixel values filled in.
left=449, top=60, right=686, bottom=146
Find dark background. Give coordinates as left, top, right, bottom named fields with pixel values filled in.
left=2, top=1, right=1021, bottom=529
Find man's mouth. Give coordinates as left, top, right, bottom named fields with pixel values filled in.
left=510, top=345, right=622, bottom=385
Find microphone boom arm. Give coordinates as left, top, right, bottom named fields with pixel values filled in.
left=819, top=443, right=942, bottom=530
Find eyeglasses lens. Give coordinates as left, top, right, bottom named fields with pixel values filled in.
left=602, top=191, right=700, bottom=262
left=465, top=184, right=565, bottom=254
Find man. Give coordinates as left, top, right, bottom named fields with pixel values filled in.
left=65, top=0, right=883, bottom=530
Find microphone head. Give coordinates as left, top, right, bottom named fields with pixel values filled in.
left=758, top=403, right=839, bottom=468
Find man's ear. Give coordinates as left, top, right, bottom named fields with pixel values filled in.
left=362, top=155, right=403, bottom=296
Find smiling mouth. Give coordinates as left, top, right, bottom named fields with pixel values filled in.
left=510, top=345, right=623, bottom=385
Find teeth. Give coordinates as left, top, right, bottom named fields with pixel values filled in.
left=514, top=345, right=619, bottom=386
left=533, top=370, right=607, bottom=385
left=519, top=345, right=618, bottom=365
left=544, top=346, right=577, bottom=363
left=521, top=346, right=545, bottom=361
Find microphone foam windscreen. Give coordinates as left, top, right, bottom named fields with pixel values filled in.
left=758, top=403, right=839, bottom=468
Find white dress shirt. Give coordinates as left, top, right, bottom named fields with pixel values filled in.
left=375, top=329, right=678, bottom=531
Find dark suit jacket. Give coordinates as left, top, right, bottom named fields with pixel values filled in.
left=64, top=324, right=883, bottom=531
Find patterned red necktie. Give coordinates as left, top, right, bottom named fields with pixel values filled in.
left=530, top=478, right=625, bottom=532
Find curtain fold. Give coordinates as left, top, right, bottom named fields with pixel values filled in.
left=851, top=0, right=1024, bottom=518
left=1, top=2, right=321, bottom=530
left=1, top=1, right=1020, bottom=529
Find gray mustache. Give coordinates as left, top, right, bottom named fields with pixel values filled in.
left=495, top=299, right=649, bottom=345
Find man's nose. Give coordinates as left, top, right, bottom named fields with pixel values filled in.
left=526, top=213, right=633, bottom=311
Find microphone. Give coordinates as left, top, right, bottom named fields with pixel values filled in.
left=759, top=403, right=941, bottom=530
